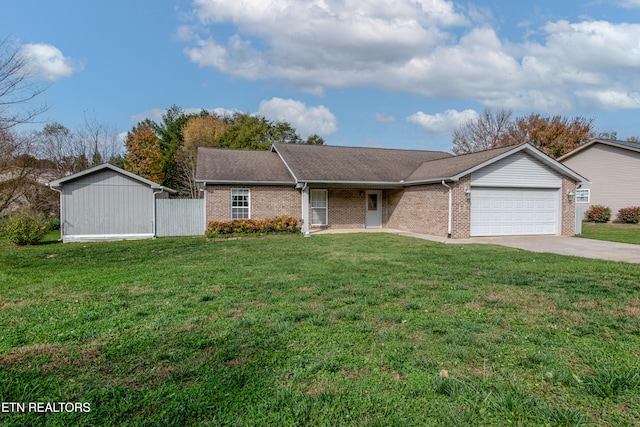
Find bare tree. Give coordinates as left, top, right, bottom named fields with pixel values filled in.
left=452, top=108, right=513, bottom=154
left=76, top=112, right=123, bottom=166
left=0, top=129, right=45, bottom=216
left=0, top=37, right=47, bottom=131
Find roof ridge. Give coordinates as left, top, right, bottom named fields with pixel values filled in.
left=273, top=142, right=451, bottom=155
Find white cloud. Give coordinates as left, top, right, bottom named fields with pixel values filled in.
left=21, top=43, right=80, bottom=81
left=407, top=109, right=479, bottom=134
left=616, top=0, right=640, bottom=8
left=257, top=97, right=337, bottom=138
left=374, top=112, right=396, bottom=123
left=181, top=2, right=640, bottom=112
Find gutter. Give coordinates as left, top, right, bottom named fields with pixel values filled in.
left=195, top=180, right=297, bottom=186
left=441, top=181, right=452, bottom=239
left=151, top=188, right=164, bottom=239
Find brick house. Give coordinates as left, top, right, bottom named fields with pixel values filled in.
left=196, top=143, right=586, bottom=239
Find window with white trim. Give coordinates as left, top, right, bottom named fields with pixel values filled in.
left=311, top=189, right=328, bottom=226
left=576, top=189, right=590, bottom=203
left=231, top=188, right=250, bottom=219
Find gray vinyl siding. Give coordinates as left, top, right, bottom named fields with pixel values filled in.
left=61, top=170, right=153, bottom=237
left=471, top=151, right=562, bottom=188
left=156, top=199, right=205, bottom=236
left=562, top=144, right=640, bottom=217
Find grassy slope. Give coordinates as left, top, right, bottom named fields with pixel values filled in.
left=581, top=222, right=640, bottom=245
left=1, top=233, right=639, bottom=426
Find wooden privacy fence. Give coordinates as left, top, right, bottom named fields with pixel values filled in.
left=155, top=199, right=205, bottom=237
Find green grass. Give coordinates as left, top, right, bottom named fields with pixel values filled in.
left=580, top=222, right=640, bottom=244
left=1, top=233, right=639, bottom=426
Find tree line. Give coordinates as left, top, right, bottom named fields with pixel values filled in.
left=451, top=108, right=638, bottom=158
left=123, top=105, right=324, bottom=198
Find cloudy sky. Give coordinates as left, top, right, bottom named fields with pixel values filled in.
left=4, top=0, right=640, bottom=152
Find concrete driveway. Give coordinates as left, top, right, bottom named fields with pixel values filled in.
left=449, top=235, right=640, bottom=263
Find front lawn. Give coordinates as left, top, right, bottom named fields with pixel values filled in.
left=1, top=234, right=639, bottom=426
left=580, top=222, right=640, bottom=244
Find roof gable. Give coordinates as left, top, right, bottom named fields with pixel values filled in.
left=48, top=163, right=176, bottom=193
left=558, top=138, right=640, bottom=161
left=407, top=144, right=587, bottom=184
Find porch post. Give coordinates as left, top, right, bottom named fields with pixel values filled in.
left=301, top=184, right=310, bottom=237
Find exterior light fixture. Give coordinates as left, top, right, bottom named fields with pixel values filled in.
left=464, top=187, right=471, bottom=200
left=567, top=190, right=574, bottom=201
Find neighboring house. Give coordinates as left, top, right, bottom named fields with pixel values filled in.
left=48, top=164, right=176, bottom=243
left=196, top=143, right=587, bottom=239
left=559, top=138, right=640, bottom=220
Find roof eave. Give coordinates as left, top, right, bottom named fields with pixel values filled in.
left=196, top=180, right=297, bottom=186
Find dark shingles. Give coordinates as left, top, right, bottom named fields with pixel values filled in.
left=273, top=143, right=452, bottom=182
left=406, top=145, right=519, bottom=181
left=196, top=147, right=295, bottom=182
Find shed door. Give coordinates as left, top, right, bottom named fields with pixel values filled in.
left=470, top=188, right=559, bottom=236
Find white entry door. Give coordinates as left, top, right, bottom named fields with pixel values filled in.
left=365, top=190, right=382, bottom=228
left=470, top=188, right=559, bottom=236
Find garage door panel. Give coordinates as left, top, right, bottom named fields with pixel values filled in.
left=470, top=188, right=559, bottom=236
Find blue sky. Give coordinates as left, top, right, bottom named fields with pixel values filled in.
left=4, top=0, right=640, bottom=152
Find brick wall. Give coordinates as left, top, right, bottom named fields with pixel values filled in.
left=325, top=188, right=365, bottom=229
left=451, top=176, right=471, bottom=239
left=205, top=185, right=301, bottom=222
left=386, top=184, right=450, bottom=237
left=561, top=176, right=577, bottom=236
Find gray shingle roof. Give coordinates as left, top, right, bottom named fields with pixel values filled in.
left=406, top=145, right=518, bottom=182
left=558, top=138, right=640, bottom=161
left=272, top=143, right=452, bottom=182
left=196, top=142, right=586, bottom=186
left=195, top=147, right=295, bottom=183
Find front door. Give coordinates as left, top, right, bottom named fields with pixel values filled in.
left=365, top=190, right=382, bottom=228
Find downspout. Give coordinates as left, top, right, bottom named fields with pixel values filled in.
left=48, top=184, right=64, bottom=242
left=152, top=188, right=164, bottom=239
left=441, top=181, right=452, bottom=239
left=300, top=182, right=310, bottom=237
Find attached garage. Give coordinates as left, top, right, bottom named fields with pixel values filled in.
left=469, top=150, right=563, bottom=237
left=470, top=188, right=559, bottom=236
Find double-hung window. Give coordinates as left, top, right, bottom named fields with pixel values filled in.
left=311, top=189, right=328, bottom=226
left=231, top=188, right=250, bottom=219
left=576, top=189, right=590, bottom=203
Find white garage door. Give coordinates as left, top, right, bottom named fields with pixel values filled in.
left=470, top=188, right=559, bottom=237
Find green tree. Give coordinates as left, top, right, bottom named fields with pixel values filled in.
left=217, top=113, right=324, bottom=149
left=152, top=105, right=193, bottom=193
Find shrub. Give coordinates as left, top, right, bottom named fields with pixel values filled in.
left=48, top=217, right=61, bottom=230
left=205, top=216, right=299, bottom=238
left=616, top=206, right=640, bottom=224
left=2, top=211, right=50, bottom=245
left=585, top=205, right=611, bottom=223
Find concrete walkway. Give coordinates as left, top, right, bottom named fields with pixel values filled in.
left=311, top=229, right=640, bottom=263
